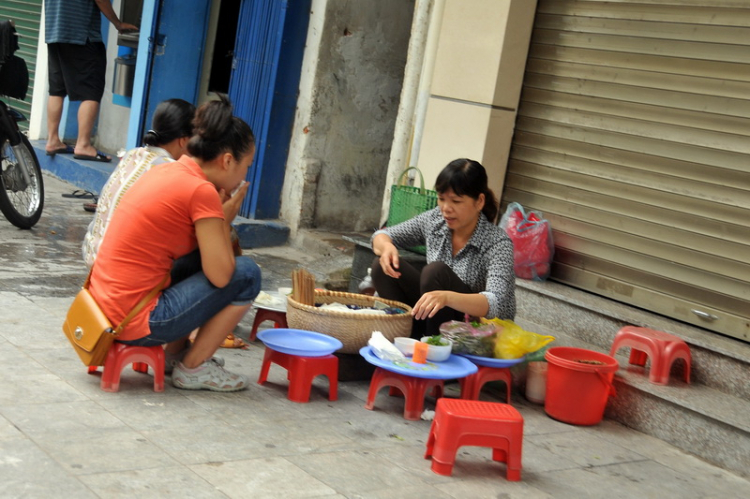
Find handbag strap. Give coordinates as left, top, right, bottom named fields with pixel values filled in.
left=396, top=166, right=426, bottom=194
left=83, top=267, right=168, bottom=335
left=114, top=275, right=168, bottom=334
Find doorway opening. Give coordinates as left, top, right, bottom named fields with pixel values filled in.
left=199, top=0, right=241, bottom=105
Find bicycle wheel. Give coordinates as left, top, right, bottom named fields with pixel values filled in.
left=0, top=133, right=44, bottom=229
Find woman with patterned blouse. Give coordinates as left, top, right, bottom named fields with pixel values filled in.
left=371, top=158, right=516, bottom=338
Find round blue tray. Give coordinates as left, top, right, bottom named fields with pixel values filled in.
left=258, top=329, right=342, bottom=357
left=359, top=346, right=477, bottom=380
left=454, top=352, right=526, bottom=368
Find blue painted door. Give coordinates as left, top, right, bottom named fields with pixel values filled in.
left=143, top=0, right=212, bottom=134
left=229, top=0, right=310, bottom=219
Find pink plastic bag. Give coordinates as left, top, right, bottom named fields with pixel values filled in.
left=500, top=202, right=554, bottom=281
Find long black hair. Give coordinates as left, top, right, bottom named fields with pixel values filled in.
left=434, top=158, right=499, bottom=223
left=142, top=99, right=195, bottom=147
left=187, top=93, right=255, bottom=161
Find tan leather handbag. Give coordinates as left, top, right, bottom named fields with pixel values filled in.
left=62, top=270, right=166, bottom=366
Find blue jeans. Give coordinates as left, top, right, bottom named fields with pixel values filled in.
left=119, top=255, right=261, bottom=346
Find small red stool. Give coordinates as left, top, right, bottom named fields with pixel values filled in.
left=87, top=343, right=165, bottom=392
left=459, top=366, right=512, bottom=403
left=609, top=326, right=691, bottom=385
left=249, top=307, right=288, bottom=341
left=364, top=368, right=445, bottom=420
left=257, top=348, right=338, bottom=403
left=425, top=398, right=524, bottom=480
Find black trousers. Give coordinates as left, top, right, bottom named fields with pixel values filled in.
left=371, top=257, right=471, bottom=339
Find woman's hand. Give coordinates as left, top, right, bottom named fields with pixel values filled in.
left=372, top=233, right=401, bottom=278
left=411, top=290, right=451, bottom=320
left=378, top=245, right=401, bottom=279
left=220, top=181, right=249, bottom=223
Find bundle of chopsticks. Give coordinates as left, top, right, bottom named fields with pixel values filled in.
left=292, top=268, right=316, bottom=306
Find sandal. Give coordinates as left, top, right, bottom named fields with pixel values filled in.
left=220, top=333, right=247, bottom=349
left=73, top=151, right=112, bottom=163
left=62, top=189, right=96, bottom=199
left=83, top=197, right=98, bottom=213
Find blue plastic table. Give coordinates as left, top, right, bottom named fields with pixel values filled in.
left=359, top=346, right=478, bottom=420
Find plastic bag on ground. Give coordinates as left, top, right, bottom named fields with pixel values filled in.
left=481, top=318, right=555, bottom=359
left=500, top=202, right=554, bottom=281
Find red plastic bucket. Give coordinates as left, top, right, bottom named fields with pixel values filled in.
left=544, top=347, right=619, bottom=426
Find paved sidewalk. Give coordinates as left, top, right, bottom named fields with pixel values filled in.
left=0, top=174, right=748, bottom=498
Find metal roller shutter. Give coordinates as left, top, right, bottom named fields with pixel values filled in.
left=0, top=0, right=42, bottom=129
left=505, top=0, right=750, bottom=342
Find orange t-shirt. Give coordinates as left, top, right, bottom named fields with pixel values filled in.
left=89, top=156, right=224, bottom=341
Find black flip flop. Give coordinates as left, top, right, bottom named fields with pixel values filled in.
left=62, top=189, right=96, bottom=199
left=73, top=151, right=112, bottom=163
left=45, top=144, right=74, bottom=156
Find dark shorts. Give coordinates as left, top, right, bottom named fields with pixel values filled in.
left=47, top=41, right=106, bottom=102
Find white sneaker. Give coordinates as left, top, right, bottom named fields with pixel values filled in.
left=172, top=360, right=247, bottom=392
left=165, top=350, right=224, bottom=374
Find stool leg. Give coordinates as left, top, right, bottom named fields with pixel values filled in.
left=287, top=357, right=313, bottom=403
left=388, top=386, right=404, bottom=397
left=629, top=348, right=648, bottom=366
left=365, top=368, right=387, bottom=410
left=327, top=358, right=339, bottom=401
left=257, top=348, right=275, bottom=384
left=404, top=379, right=443, bottom=421
left=424, top=421, right=437, bottom=459
left=249, top=312, right=264, bottom=341
left=100, top=347, right=125, bottom=393
left=459, top=374, right=476, bottom=400
left=682, top=356, right=691, bottom=384
left=151, top=350, right=165, bottom=392
left=133, top=362, right=149, bottom=374
left=431, top=459, right=455, bottom=476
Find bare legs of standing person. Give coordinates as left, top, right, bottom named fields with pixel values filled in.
left=75, top=100, right=102, bottom=158
left=45, top=97, right=108, bottom=159
left=45, top=95, right=66, bottom=153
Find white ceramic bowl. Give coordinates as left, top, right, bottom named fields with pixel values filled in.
left=394, top=337, right=418, bottom=356
left=420, top=336, right=453, bottom=362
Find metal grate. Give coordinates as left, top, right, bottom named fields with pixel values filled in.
left=0, top=0, right=42, bottom=130
left=505, top=0, right=750, bottom=341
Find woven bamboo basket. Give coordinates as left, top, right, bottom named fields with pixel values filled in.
left=286, top=290, right=413, bottom=354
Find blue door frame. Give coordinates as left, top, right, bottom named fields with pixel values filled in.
left=128, top=0, right=310, bottom=220
left=229, top=0, right=311, bottom=220
left=127, top=0, right=211, bottom=149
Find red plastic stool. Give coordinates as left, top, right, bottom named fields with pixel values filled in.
left=87, top=343, right=165, bottom=392
left=425, top=398, right=524, bottom=480
left=257, top=348, right=338, bottom=403
left=249, top=307, right=288, bottom=341
left=609, top=326, right=691, bottom=385
left=459, top=366, right=512, bottom=403
left=364, top=367, right=445, bottom=420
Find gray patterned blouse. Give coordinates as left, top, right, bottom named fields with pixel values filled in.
left=372, top=207, right=516, bottom=320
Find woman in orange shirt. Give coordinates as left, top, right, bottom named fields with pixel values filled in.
left=90, top=95, right=260, bottom=391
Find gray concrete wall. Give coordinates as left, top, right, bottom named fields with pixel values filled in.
left=301, top=0, right=415, bottom=231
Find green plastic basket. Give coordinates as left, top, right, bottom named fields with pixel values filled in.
left=386, top=167, right=437, bottom=255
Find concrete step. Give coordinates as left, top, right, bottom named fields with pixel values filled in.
left=516, top=279, right=750, bottom=400
left=515, top=281, right=750, bottom=478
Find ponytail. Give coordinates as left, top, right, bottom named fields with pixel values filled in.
left=187, top=93, right=255, bottom=161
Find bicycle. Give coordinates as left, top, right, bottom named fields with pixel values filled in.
left=0, top=19, right=44, bottom=229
